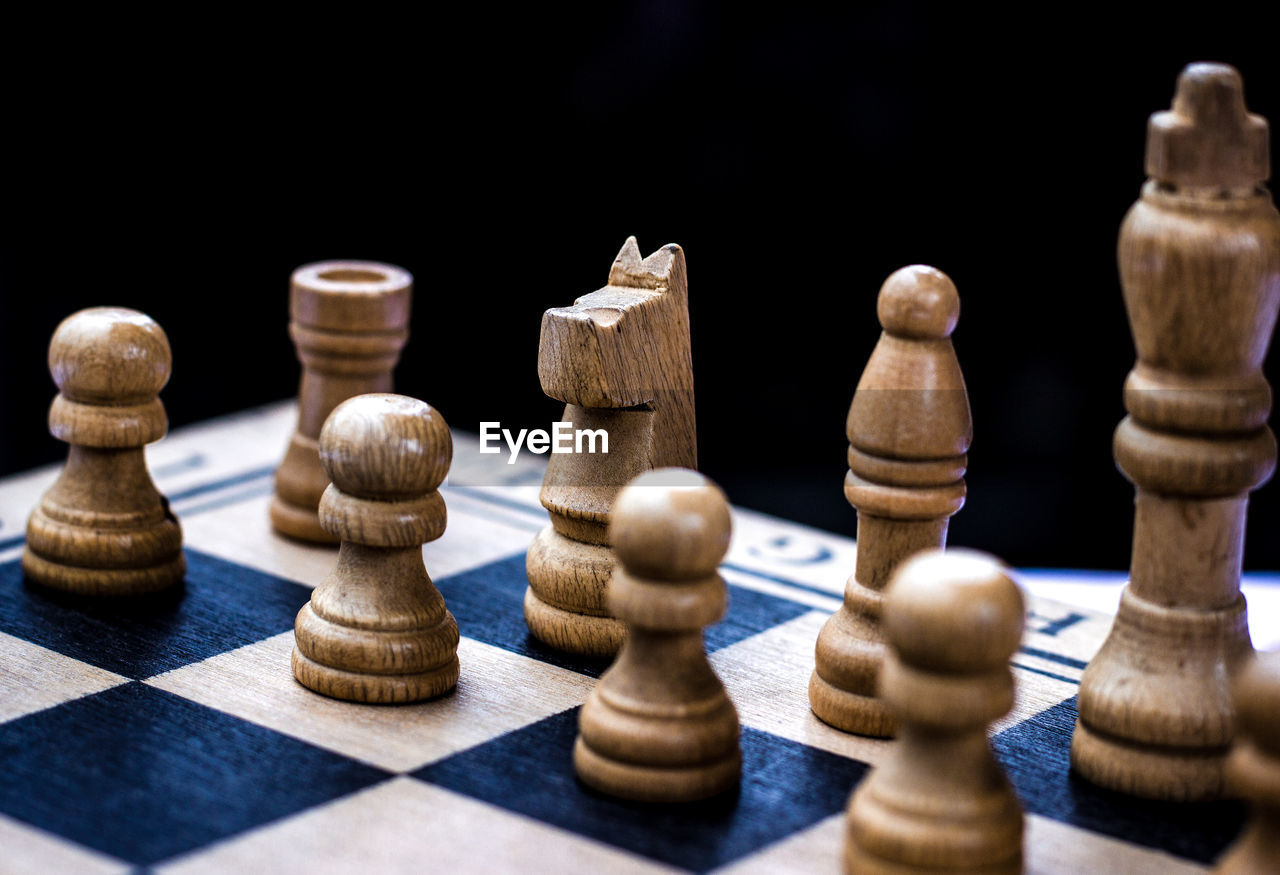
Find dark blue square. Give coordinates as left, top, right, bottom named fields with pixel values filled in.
left=436, top=553, right=812, bottom=678
left=993, top=696, right=1245, bottom=864
left=413, top=707, right=867, bottom=872
left=0, top=683, right=391, bottom=865
left=0, top=549, right=312, bottom=678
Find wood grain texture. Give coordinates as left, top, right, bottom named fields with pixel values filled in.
left=23, top=307, right=185, bottom=595
left=0, top=399, right=1256, bottom=872
left=156, top=633, right=595, bottom=773
left=526, top=237, right=696, bottom=657
left=1214, top=650, right=1280, bottom=873
left=575, top=469, right=740, bottom=802
left=0, top=812, right=131, bottom=875
left=271, top=261, right=412, bottom=543
left=0, top=631, right=127, bottom=723
left=292, top=394, right=460, bottom=703
left=158, top=778, right=676, bottom=875
left=810, top=265, right=971, bottom=737
left=1072, top=63, right=1280, bottom=802
left=845, top=549, right=1025, bottom=874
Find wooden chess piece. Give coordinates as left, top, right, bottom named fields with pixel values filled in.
left=525, top=237, right=696, bottom=658
left=845, top=549, right=1025, bottom=874
left=574, top=468, right=739, bottom=802
left=1214, top=650, right=1280, bottom=874
left=291, top=393, right=459, bottom=703
left=1072, top=63, right=1280, bottom=801
left=23, top=307, right=185, bottom=595
left=271, top=261, right=412, bottom=543
left=810, top=265, right=972, bottom=737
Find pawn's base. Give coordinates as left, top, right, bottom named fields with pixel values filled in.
left=809, top=669, right=895, bottom=738
left=523, top=588, right=625, bottom=658
left=291, top=648, right=459, bottom=704
left=843, top=842, right=1021, bottom=875
left=270, top=496, right=339, bottom=545
left=21, top=547, right=186, bottom=596
left=292, top=601, right=460, bottom=704
left=845, top=771, right=1023, bottom=875
left=24, top=501, right=185, bottom=594
left=573, top=736, right=740, bottom=803
left=1069, top=718, right=1227, bottom=801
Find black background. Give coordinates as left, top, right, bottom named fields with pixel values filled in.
left=2, top=4, right=1279, bottom=570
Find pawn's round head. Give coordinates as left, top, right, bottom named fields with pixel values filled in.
left=884, top=549, right=1025, bottom=673
left=877, top=265, right=959, bottom=340
left=319, top=394, right=452, bottom=500
left=49, top=307, right=172, bottom=404
left=610, top=468, right=732, bottom=581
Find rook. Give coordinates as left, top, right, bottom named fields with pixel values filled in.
left=271, top=261, right=412, bottom=543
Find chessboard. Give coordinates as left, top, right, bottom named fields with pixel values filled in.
left=0, top=401, right=1270, bottom=874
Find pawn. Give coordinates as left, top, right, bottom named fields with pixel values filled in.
left=811, top=265, right=972, bottom=737
left=845, top=549, right=1024, bottom=875
left=1214, top=650, right=1280, bottom=873
left=574, top=468, right=739, bottom=803
left=291, top=393, right=459, bottom=703
left=24, top=307, right=185, bottom=595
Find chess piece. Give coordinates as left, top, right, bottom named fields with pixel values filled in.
left=23, top=307, right=185, bottom=595
left=271, top=261, right=412, bottom=543
left=845, top=549, right=1025, bottom=874
left=291, top=393, right=459, bottom=703
left=1214, top=650, right=1280, bottom=874
left=1072, top=63, right=1280, bottom=801
left=525, top=238, right=696, bottom=658
left=574, top=468, right=739, bottom=802
left=810, top=265, right=972, bottom=737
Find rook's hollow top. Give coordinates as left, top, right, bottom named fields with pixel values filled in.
left=320, top=393, right=451, bottom=500
left=49, top=307, right=171, bottom=404
left=611, top=468, right=732, bottom=580
left=291, top=260, right=413, bottom=332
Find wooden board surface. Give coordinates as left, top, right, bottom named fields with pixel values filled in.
left=0, top=402, right=1267, bottom=873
